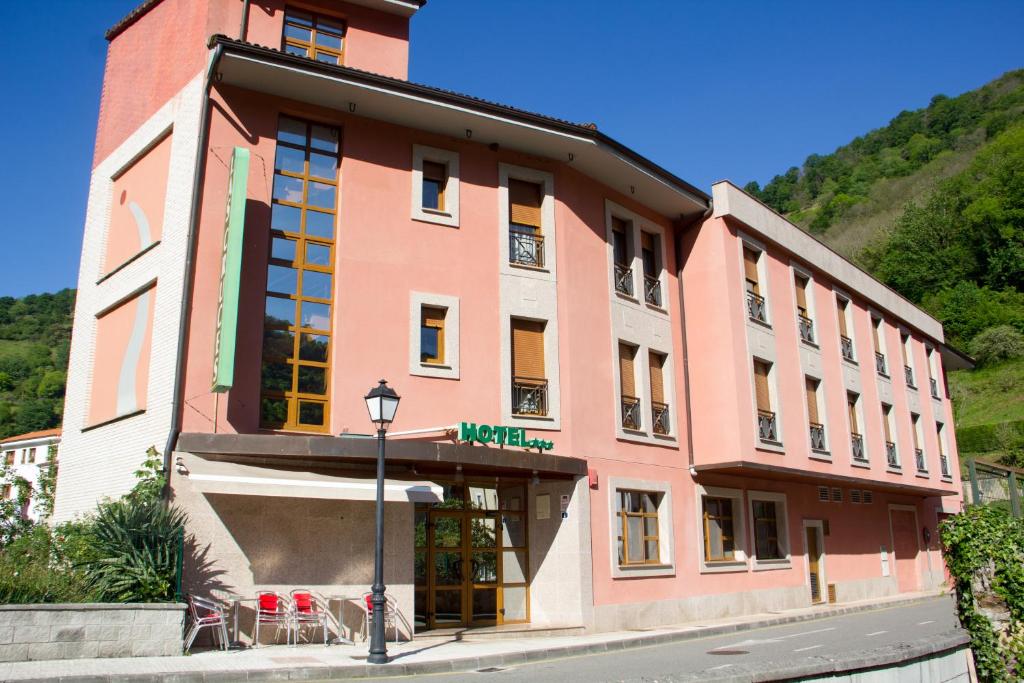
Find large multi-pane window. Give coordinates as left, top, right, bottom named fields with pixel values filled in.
left=282, top=8, right=345, bottom=64
left=751, top=499, right=783, bottom=560
left=260, top=116, right=340, bottom=432
left=616, top=490, right=661, bottom=566
left=702, top=496, right=736, bottom=562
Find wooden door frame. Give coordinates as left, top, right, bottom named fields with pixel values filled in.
left=887, top=504, right=922, bottom=592
left=802, top=519, right=826, bottom=604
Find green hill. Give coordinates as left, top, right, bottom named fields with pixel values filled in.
left=0, top=290, right=75, bottom=439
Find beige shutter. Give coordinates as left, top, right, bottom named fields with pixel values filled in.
left=512, top=319, right=545, bottom=379
left=795, top=276, right=808, bottom=315
left=911, top=414, right=920, bottom=448
left=837, top=299, right=849, bottom=337
left=743, top=247, right=760, bottom=293
left=805, top=378, right=819, bottom=423
left=901, top=335, right=910, bottom=364
left=847, top=396, right=858, bottom=432
left=872, top=318, right=881, bottom=351
left=649, top=352, right=665, bottom=404
left=509, top=179, right=542, bottom=228
left=754, top=360, right=771, bottom=411
left=882, top=406, right=892, bottom=441
left=619, top=343, right=636, bottom=397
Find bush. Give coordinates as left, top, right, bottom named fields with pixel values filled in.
left=956, top=421, right=1024, bottom=454
left=970, top=325, right=1024, bottom=367
left=0, top=525, right=95, bottom=603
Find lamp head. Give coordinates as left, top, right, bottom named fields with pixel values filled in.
left=364, top=379, right=400, bottom=430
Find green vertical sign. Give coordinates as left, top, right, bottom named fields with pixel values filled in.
left=212, top=147, right=250, bottom=392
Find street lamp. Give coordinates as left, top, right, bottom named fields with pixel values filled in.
left=364, top=379, right=400, bottom=664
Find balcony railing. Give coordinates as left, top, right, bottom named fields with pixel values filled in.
left=840, top=335, right=855, bottom=362
left=651, top=401, right=670, bottom=435
left=512, top=376, right=548, bottom=417
left=904, top=365, right=916, bottom=388
left=747, top=291, right=767, bottom=324
left=930, top=377, right=940, bottom=399
left=758, top=409, right=778, bottom=443
left=886, top=441, right=899, bottom=469
left=875, top=352, right=888, bottom=377
left=915, top=448, right=926, bottom=473
left=940, top=453, right=950, bottom=478
left=509, top=230, right=545, bottom=268
left=851, top=433, right=866, bottom=461
left=613, top=263, right=633, bottom=297
left=644, top=274, right=662, bottom=307
left=798, top=314, right=815, bottom=344
left=809, top=422, right=826, bottom=451
left=621, top=395, right=640, bottom=430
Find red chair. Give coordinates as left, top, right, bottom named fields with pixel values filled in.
left=254, top=591, right=295, bottom=647
left=185, top=594, right=229, bottom=652
left=362, top=592, right=400, bottom=644
left=290, top=590, right=330, bottom=645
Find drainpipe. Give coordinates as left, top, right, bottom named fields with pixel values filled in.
left=161, top=45, right=223, bottom=501
left=239, top=0, right=251, bottom=42
left=675, top=203, right=713, bottom=478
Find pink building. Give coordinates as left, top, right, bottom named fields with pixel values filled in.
left=55, top=0, right=970, bottom=636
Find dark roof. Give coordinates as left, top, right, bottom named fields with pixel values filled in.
left=210, top=35, right=710, bottom=206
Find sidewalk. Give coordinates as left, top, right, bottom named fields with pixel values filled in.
left=0, top=591, right=959, bottom=682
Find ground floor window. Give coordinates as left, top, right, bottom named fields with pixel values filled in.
left=615, top=490, right=661, bottom=566
left=702, top=496, right=736, bottom=562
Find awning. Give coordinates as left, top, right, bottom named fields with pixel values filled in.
left=179, top=453, right=442, bottom=503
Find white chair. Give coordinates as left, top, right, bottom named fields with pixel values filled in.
left=361, top=592, right=401, bottom=644
left=290, top=589, right=330, bottom=645
left=185, top=594, right=230, bottom=652
left=254, top=591, right=295, bottom=647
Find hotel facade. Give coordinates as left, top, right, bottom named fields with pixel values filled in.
left=54, top=0, right=970, bottom=636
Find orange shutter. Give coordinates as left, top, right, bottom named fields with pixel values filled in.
left=512, top=319, right=545, bottom=379
left=882, top=406, right=893, bottom=441
left=641, top=232, right=654, bottom=252
left=649, top=352, right=665, bottom=404
left=847, top=396, right=858, bottom=432
left=743, top=247, right=760, bottom=293
left=619, top=343, right=636, bottom=397
left=837, top=299, right=849, bottom=337
left=805, top=378, right=819, bottom=423
left=509, top=179, right=542, bottom=228
left=911, top=414, right=920, bottom=448
left=872, top=318, right=881, bottom=351
left=901, top=335, right=909, bottom=364
left=795, top=276, right=808, bottom=315
left=754, top=360, right=771, bottom=411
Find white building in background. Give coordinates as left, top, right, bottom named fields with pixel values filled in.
left=1, top=428, right=60, bottom=521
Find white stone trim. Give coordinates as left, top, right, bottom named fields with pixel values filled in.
left=408, top=291, right=459, bottom=379
left=750, top=354, right=784, bottom=450
left=747, top=490, right=792, bottom=570
left=607, top=477, right=675, bottom=579
left=696, top=485, right=748, bottom=573
left=789, top=261, right=818, bottom=347
left=833, top=286, right=858, bottom=366
left=410, top=144, right=459, bottom=227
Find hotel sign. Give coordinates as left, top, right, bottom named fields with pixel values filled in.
left=212, top=147, right=250, bottom=393
left=458, top=421, right=554, bottom=452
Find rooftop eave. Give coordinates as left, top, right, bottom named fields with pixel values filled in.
left=344, top=0, right=426, bottom=17
left=210, top=37, right=709, bottom=219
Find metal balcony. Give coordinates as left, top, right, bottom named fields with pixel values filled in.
left=886, top=441, right=899, bottom=469
left=512, top=376, right=548, bottom=416
left=930, top=377, right=940, bottom=399
left=747, top=291, right=767, bottom=324
left=875, top=352, right=888, bottom=377
left=613, top=263, right=633, bottom=296
left=798, top=314, right=815, bottom=344
left=651, top=401, right=670, bottom=435
left=809, top=422, right=826, bottom=451
left=644, top=274, right=662, bottom=307
left=904, top=365, right=916, bottom=388
left=940, top=454, right=950, bottom=478
left=840, top=335, right=855, bottom=362
left=509, top=230, right=544, bottom=268
left=621, top=395, right=640, bottom=430
left=758, top=409, right=778, bottom=443
left=851, top=433, right=866, bottom=462
left=915, top=448, right=926, bottom=472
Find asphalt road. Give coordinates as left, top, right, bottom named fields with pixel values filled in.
left=366, top=598, right=960, bottom=682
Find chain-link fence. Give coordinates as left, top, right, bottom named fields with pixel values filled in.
left=964, top=460, right=1023, bottom=517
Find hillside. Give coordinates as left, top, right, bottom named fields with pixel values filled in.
left=0, top=290, right=75, bottom=440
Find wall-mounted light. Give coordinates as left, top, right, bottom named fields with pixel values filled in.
left=348, top=102, right=357, bottom=113
left=465, top=129, right=473, bottom=139
left=630, top=185, right=636, bottom=195
left=530, top=470, right=540, bottom=487
left=567, top=152, right=575, bottom=162
left=454, top=464, right=465, bottom=483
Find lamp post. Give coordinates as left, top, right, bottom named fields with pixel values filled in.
left=363, top=379, right=400, bottom=664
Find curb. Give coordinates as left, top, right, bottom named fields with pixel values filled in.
left=30, top=594, right=955, bottom=682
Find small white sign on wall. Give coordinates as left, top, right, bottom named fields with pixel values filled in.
left=880, top=545, right=890, bottom=577
left=536, top=493, right=550, bottom=520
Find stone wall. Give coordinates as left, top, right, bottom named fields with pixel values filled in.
left=0, top=603, right=185, bottom=662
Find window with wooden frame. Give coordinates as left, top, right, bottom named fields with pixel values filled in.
left=703, top=496, right=736, bottom=562
left=837, top=296, right=855, bottom=362
left=260, top=116, right=340, bottom=432
left=611, top=216, right=634, bottom=296
left=806, top=376, right=826, bottom=452
left=511, top=318, right=547, bottom=416
left=3, top=451, right=13, bottom=466
left=1, top=485, right=10, bottom=500
left=743, top=247, right=760, bottom=295
left=420, top=306, right=446, bottom=365
left=508, top=179, right=544, bottom=268
left=27, top=448, right=36, bottom=464
left=616, top=490, right=661, bottom=566
left=751, top=499, right=783, bottom=560
left=618, top=342, right=639, bottom=430
left=754, top=359, right=778, bottom=442
left=649, top=351, right=669, bottom=434
left=282, top=8, right=345, bottom=65
left=421, top=160, right=447, bottom=212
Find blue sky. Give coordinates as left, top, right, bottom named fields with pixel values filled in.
left=1, top=0, right=1022, bottom=297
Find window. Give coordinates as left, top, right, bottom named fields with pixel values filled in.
left=616, top=490, right=661, bottom=566
left=937, top=423, right=951, bottom=478
left=750, top=496, right=787, bottom=562
left=511, top=319, right=547, bottom=416
left=3, top=451, right=13, bottom=466
left=743, top=246, right=767, bottom=323
left=412, top=146, right=459, bottom=226
left=260, top=116, right=340, bottom=432
left=27, top=448, right=36, bottom=464
left=612, top=217, right=633, bottom=296
left=508, top=179, right=544, bottom=268
left=848, top=393, right=865, bottom=461
left=649, top=351, right=669, bottom=435
left=883, top=403, right=898, bottom=468
left=641, top=232, right=662, bottom=307
left=912, top=412, right=925, bottom=472
left=806, top=377, right=826, bottom=452
left=420, top=306, right=446, bottom=365
left=754, top=359, right=778, bottom=443
left=902, top=333, right=916, bottom=388
left=421, top=161, right=446, bottom=212
left=282, top=8, right=345, bottom=64
left=872, top=316, right=888, bottom=377
left=1, top=485, right=10, bottom=500
left=619, top=343, right=639, bottom=430
left=837, top=296, right=855, bottom=362
left=927, top=347, right=941, bottom=399
left=795, top=274, right=814, bottom=344
left=703, top=496, right=736, bottom=562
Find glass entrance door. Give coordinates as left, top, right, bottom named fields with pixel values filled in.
left=414, top=482, right=530, bottom=630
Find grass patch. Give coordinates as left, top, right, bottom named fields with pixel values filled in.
left=949, top=358, right=1024, bottom=429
